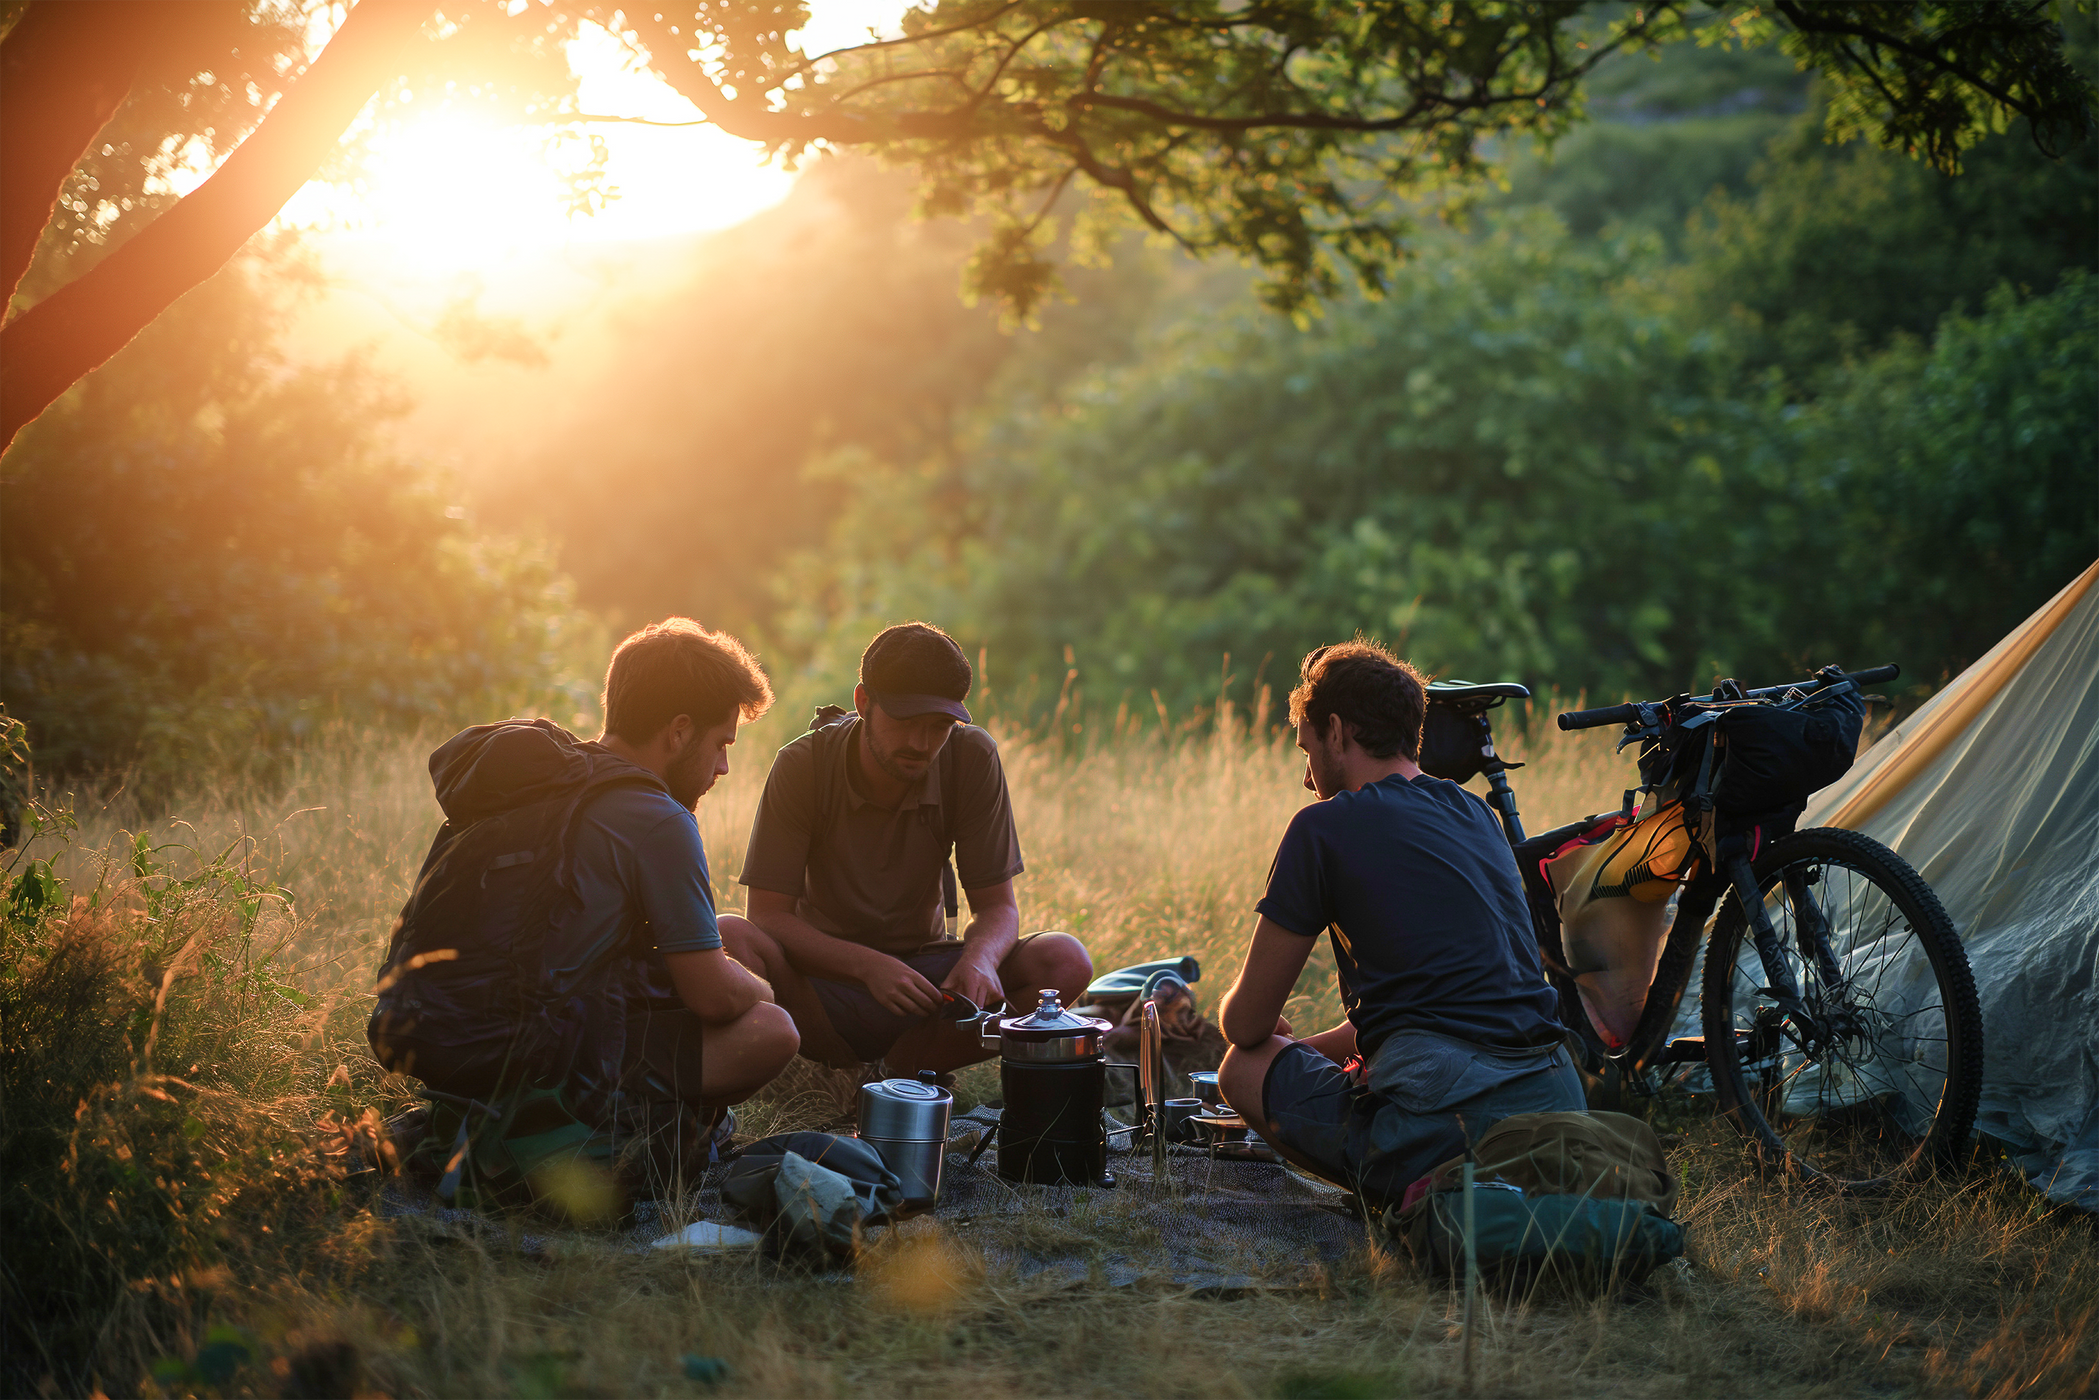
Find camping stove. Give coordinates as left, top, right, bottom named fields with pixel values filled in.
left=978, top=989, right=1115, bottom=1187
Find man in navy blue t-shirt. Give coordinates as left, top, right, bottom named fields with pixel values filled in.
left=1217, top=640, right=1584, bottom=1203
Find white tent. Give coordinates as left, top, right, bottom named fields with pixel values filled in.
left=1802, top=560, right=2099, bottom=1208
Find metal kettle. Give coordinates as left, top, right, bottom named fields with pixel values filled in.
left=975, top=989, right=1114, bottom=1186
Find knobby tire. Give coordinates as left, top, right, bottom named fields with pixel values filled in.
left=1700, top=826, right=1982, bottom=1189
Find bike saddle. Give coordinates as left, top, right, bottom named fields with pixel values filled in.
left=1426, top=679, right=1531, bottom=707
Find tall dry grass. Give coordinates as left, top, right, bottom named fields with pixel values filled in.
left=3, top=704, right=2090, bottom=1398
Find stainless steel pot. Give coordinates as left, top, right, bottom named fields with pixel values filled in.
left=856, top=1075, right=953, bottom=1207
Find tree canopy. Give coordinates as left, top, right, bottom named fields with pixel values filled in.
left=2, top=0, right=2091, bottom=450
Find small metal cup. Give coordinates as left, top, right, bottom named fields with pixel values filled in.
left=1160, top=1097, right=1204, bottom=1144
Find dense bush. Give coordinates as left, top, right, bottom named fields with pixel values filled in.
left=1755, top=272, right=2099, bottom=680
left=773, top=92, right=2095, bottom=713
left=780, top=216, right=1739, bottom=704
left=0, top=256, right=594, bottom=790
left=0, top=776, right=364, bottom=1393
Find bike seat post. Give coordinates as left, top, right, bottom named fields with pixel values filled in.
left=1473, top=712, right=1527, bottom=844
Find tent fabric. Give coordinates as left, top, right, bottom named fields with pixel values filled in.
left=1801, top=562, right=2099, bottom=1208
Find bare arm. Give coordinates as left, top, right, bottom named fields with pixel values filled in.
left=662, top=947, right=774, bottom=1025
left=940, top=878, right=1020, bottom=1010
left=747, top=886, right=943, bottom=1016
left=1220, top=917, right=1322, bottom=1050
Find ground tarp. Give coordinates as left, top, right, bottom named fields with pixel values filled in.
left=1803, top=562, right=2099, bottom=1208
left=378, top=1109, right=1370, bottom=1287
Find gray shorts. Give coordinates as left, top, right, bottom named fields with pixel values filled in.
left=808, top=933, right=1051, bottom=1063
left=1260, top=1039, right=1585, bottom=1206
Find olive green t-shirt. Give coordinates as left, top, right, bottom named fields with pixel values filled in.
left=739, top=718, right=1024, bottom=954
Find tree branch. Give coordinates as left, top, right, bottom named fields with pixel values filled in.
left=1772, top=1, right=2035, bottom=114
left=0, top=2, right=171, bottom=312
left=0, top=0, right=431, bottom=452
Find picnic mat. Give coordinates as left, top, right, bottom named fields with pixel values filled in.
left=374, top=1106, right=1369, bottom=1290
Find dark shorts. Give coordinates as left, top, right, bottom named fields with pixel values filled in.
left=1260, top=1040, right=1586, bottom=1206
left=809, top=933, right=1050, bottom=1063
left=371, top=1005, right=708, bottom=1108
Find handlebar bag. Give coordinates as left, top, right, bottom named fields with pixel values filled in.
left=1712, top=687, right=1865, bottom=818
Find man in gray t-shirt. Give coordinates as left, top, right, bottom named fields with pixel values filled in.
left=731, top=623, right=1093, bottom=1073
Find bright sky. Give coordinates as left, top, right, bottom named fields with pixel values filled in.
left=260, top=1, right=910, bottom=278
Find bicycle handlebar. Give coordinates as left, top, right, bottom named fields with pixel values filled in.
left=1556, top=702, right=1641, bottom=732
left=1554, top=663, right=1900, bottom=732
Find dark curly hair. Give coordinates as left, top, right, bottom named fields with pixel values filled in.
left=1287, top=639, right=1427, bottom=760
left=602, top=618, right=773, bottom=742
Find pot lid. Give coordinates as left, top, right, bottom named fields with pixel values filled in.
left=997, top=988, right=1110, bottom=1039
left=862, top=1078, right=949, bottom=1103
left=857, top=1074, right=953, bottom=1140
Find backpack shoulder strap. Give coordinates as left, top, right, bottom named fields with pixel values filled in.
left=805, top=707, right=853, bottom=851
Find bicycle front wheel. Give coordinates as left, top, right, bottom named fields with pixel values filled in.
left=1701, top=826, right=1982, bottom=1188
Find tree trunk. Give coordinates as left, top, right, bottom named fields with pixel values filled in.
left=0, top=0, right=429, bottom=454
left=0, top=2, right=167, bottom=311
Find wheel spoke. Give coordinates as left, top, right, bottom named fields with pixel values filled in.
left=1702, top=831, right=1976, bottom=1187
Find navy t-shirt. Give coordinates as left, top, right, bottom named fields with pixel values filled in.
left=540, top=785, right=722, bottom=995
left=1254, top=773, right=1561, bottom=1056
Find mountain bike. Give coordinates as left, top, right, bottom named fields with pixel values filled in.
left=1420, top=664, right=1983, bottom=1189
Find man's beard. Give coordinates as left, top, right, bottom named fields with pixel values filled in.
left=863, top=722, right=931, bottom=785
left=666, top=741, right=714, bottom=810
left=1307, top=745, right=1346, bottom=799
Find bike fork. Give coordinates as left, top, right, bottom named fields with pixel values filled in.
left=1725, top=854, right=1812, bottom=1027
left=1783, top=867, right=1848, bottom=993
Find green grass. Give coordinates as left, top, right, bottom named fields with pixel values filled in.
left=3, top=706, right=2092, bottom=1397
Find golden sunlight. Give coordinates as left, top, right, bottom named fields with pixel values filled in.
left=308, top=2, right=912, bottom=268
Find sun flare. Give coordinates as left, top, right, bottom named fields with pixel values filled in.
left=275, top=15, right=877, bottom=281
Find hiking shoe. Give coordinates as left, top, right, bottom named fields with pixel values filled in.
left=382, top=1105, right=435, bottom=1174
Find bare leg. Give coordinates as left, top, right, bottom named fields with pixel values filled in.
left=717, top=914, right=862, bottom=1069
left=883, top=932, right=1093, bottom=1075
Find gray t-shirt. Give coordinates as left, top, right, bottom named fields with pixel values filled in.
left=541, top=784, right=720, bottom=993
left=740, top=718, right=1024, bottom=954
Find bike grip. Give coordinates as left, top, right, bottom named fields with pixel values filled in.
left=1557, top=702, right=1640, bottom=731
left=1847, top=663, right=1900, bottom=685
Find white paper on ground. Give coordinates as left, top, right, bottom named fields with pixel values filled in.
left=651, top=1219, right=764, bottom=1251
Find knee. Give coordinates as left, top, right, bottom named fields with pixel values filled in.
left=749, top=1000, right=800, bottom=1076
left=1012, top=931, right=1092, bottom=992
left=1218, top=1040, right=1280, bottom=1120
left=718, top=913, right=776, bottom=964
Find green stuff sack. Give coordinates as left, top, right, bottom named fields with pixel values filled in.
left=1395, top=1184, right=1684, bottom=1288
left=1388, top=1110, right=1686, bottom=1288
left=421, top=1083, right=627, bottom=1223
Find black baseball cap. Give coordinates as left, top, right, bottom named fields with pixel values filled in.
left=861, top=622, right=973, bottom=724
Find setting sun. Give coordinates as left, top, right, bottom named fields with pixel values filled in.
left=286, top=2, right=914, bottom=275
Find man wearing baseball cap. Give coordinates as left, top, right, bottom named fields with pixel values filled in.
left=727, top=622, right=1092, bottom=1074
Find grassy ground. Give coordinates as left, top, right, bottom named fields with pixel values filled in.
left=3, top=704, right=2092, bottom=1398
